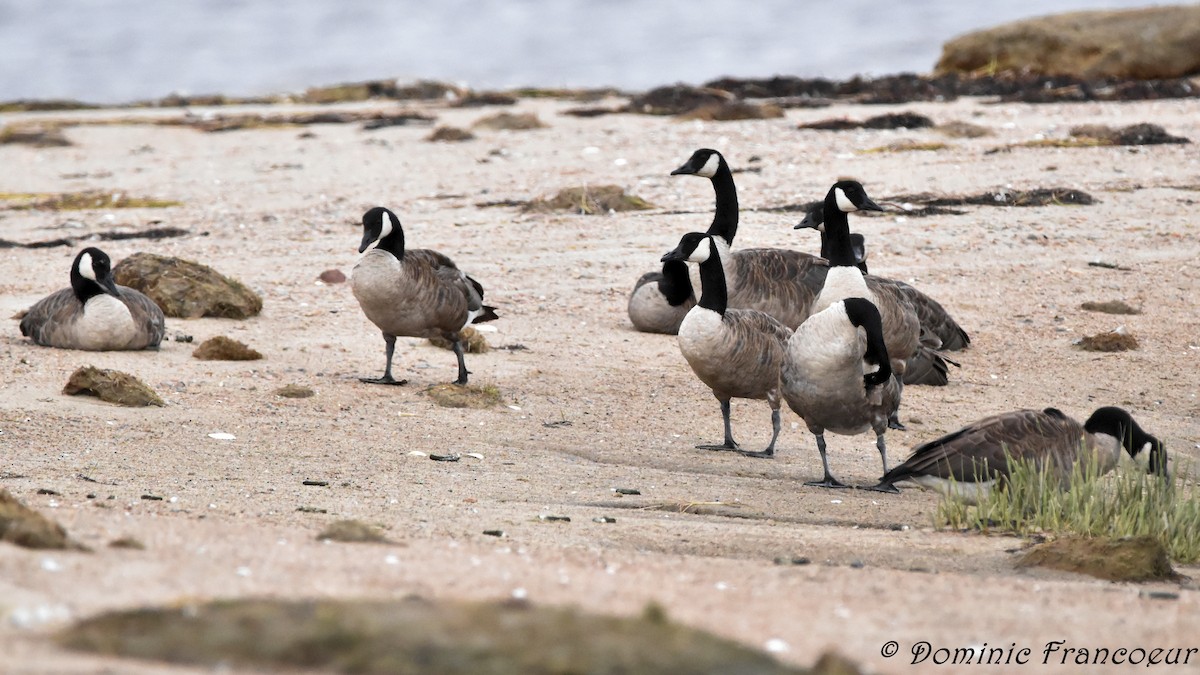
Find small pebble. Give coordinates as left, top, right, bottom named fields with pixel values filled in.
left=302, top=480, right=329, bottom=487
left=429, top=454, right=460, bottom=462
left=482, top=529, right=505, bottom=537
left=538, top=515, right=571, bottom=522
left=614, top=488, right=640, bottom=495
left=592, top=516, right=617, bottom=524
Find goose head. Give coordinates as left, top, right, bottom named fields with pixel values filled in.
left=70, top=247, right=121, bottom=301
left=359, top=206, right=404, bottom=254
left=826, top=180, right=884, bottom=215
left=661, top=232, right=714, bottom=264
left=670, top=148, right=725, bottom=179
left=793, top=205, right=869, bottom=272
left=1085, top=406, right=1169, bottom=478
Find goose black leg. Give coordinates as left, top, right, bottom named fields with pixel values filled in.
left=739, top=407, right=780, bottom=459
left=697, top=399, right=742, bottom=452
left=804, top=433, right=850, bottom=488
left=452, top=340, right=470, bottom=385
left=361, top=334, right=408, bottom=385
left=861, top=432, right=900, bottom=493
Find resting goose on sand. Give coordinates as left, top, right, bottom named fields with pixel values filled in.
left=19, top=247, right=165, bottom=351
left=877, top=406, right=1167, bottom=503
left=662, top=232, right=792, bottom=458
left=352, top=206, right=498, bottom=386
left=626, top=259, right=695, bottom=334
left=795, top=203, right=970, bottom=352
left=782, top=295, right=901, bottom=490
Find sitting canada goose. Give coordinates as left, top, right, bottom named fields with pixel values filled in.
left=661, top=232, right=792, bottom=457
left=626, top=259, right=695, bottom=334
left=808, top=180, right=951, bottom=400
left=19, top=247, right=165, bottom=351
left=795, top=205, right=971, bottom=351
left=352, top=206, right=498, bottom=386
left=782, top=296, right=901, bottom=490
left=877, top=407, right=1168, bottom=503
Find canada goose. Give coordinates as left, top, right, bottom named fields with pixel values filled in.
left=795, top=207, right=869, bottom=274
left=808, top=180, right=951, bottom=397
left=661, top=232, right=792, bottom=457
left=626, top=259, right=695, bottom=334
left=667, top=148, right=830, bottom=329
left=795, top=205, right=971, bottom=351
left=877, top=407, right=1168, bottom=503
left=352, top=206, right=498, bottom=385
left=19, top=247, right=165, bottom=351
left=781, top=296, right=901, bottom=490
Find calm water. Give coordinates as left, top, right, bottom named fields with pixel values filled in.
left=0, top=0, right=1167, bottom=104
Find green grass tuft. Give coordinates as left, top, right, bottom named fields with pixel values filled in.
left=935, top=455, right=1200, bottom=563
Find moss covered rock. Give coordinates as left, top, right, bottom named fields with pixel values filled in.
left=63, top=366, right=164, bottom=407
left=113, top=253, right=262, bottom=319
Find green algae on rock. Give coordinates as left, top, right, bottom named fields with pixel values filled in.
left=113, top=253, right=262, bottom=319
left=59, top=597, right=807, bottom=675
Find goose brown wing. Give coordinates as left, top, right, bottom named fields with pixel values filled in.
left=883, top=408, right=1081, bottom=483
left=728, top=248, right=827, bottom=328
left=18, top=288, right=77, bottom=346
left=118, top=286, right=166, bottom=348
left=870, top=276, right=970, bottom=351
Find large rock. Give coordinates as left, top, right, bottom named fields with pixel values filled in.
left=113, top=253, right=262, bottom=319
left=936, top=6, right=1200, bottom=80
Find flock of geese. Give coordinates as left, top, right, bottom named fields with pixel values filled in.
left=17, top=148, right=1167, bottom=504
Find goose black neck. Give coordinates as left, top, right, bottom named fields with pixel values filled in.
left=377, top=224, right=406, bottom=258
left=69, top=262, right=107, bottom=303
left=705, top=161, right=738, bottom=244
left=696, top=240, right=727, bottom=315
left=658, top=259, right=694, bottom=306
left=842, top=297, right=892, bottom=383
left=822, top=194, right=859, bottom=268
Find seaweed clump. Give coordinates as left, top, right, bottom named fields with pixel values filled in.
left=525, top=185, right=654, bottom=215
left=1017, top=536, right=1176, bottom=582
left=1, top=489, right=85, bottom=550
left=63, top=366, right=164, bottom=407
left=192, top=336, right=263, bottom=361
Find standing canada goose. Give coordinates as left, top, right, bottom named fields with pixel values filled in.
left=19, top=247, right=165, bottom=351
left=666, top=148, right=830, bottom=329
left=795, top=205, right=971, bottom=351
left=808, top=180, right=951, bottom=397
left=781, top=296, right=901, bottom=490
left=877, top=407, right=1168, bottom=503
left=352, top=206, right=498, bottom=386
left=662, top=232, right=793, bottom=457
left=626, top=259, right=695, bottom=334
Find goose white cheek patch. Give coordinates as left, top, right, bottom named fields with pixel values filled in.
left=78, top=252, right=96, bottom=281
left=835, top=188, right=856, bottom=212
left=696, top=153, right=720, bottom=178
left=686, top=241, right=711, bottom=263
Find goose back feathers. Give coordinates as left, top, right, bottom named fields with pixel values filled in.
left=19, top=247, right=165, bottom=351
left=879, top=406, right=1167, bottom=502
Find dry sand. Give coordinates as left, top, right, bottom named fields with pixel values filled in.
left=1, top=93, right=1199, bottom=673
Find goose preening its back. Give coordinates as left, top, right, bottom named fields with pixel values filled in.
left=352, top=206, right=498, bottom=386
left=19, top=247, right=165, bottom=351
left=878, top=406, right=1167, bottom=503
left=662, top=232, right=792, bottom=458
left=795, top=203, right=970, bottom=352
left=782, top=296, right=901, bottom=490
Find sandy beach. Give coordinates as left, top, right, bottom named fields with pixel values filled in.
left=1, top=92, right=1199, bottom=672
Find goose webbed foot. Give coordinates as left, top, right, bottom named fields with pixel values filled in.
left=697, top=441, right=742, bottom=453
left=805, top=476, right=852, bottom=489
left=859, top=481, right=900, bottom=494
left=738, top=448, right=775, bottom=459
left=888, top=414, right=907, bottom=431
left=360, top=375, right=408, bottom=386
